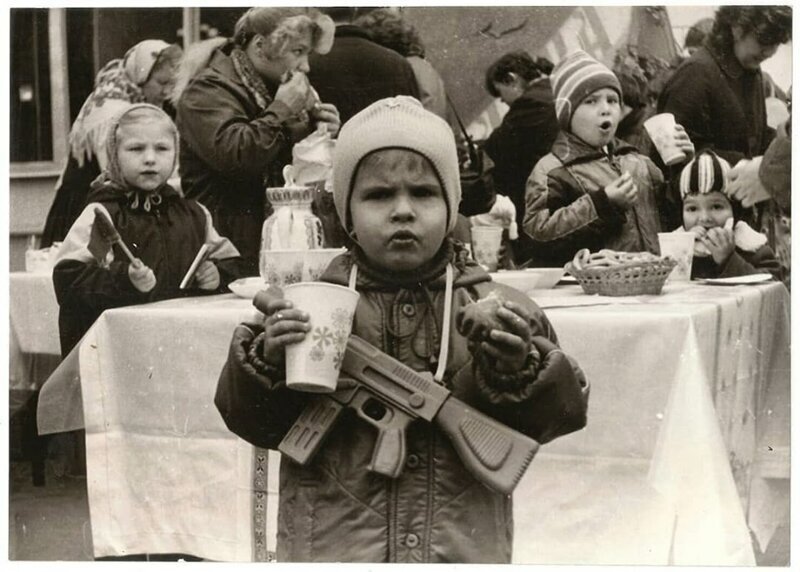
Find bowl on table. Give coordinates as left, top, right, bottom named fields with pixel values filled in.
left=490, top=267, right=566, bottom=291
left=229, top=277, right=269, bottom=299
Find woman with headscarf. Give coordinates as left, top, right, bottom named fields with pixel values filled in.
left=41, top=39, right=183, bottom=247
left=174, top=7, right=339, bottom=274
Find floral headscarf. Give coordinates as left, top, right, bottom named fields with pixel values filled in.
left=69, top=40, right=174, bottom=168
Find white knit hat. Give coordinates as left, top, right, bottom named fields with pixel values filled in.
left=333, top=96, right=461, bottom=233
left=679, top=150, right=731, bottom=199
left=551, top=50, right=622, bottom=130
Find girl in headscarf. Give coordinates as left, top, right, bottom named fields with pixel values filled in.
left=41, top=40, right=183, bottom=247
left=174, top=7, right=340, bottom=275
left=52, top=104, right=242, bottom=357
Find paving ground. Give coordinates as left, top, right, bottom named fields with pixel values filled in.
left=8, top=461, right=93, bottom=561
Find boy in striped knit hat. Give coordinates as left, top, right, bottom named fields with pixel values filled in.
left=677, top=150, right=781, bottom=280
left=522, top=50, right=694, bottom=267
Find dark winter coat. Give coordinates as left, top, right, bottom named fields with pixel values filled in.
left=692, top=246, right=782, bottom=281
left=658, top=44, right=774, bottom=166
left=308, top=25, right=420, bottom=124
left=52, top=184, right=242, bottom=356
left=522, top=131, right=664, bottom=267
left=176, top=44, right=302, bottom=274
left=484, top=77, right=560, bottom=228
left=215, top=245, right=588, bottom=563
left=657, top=44, right=776, bottom=230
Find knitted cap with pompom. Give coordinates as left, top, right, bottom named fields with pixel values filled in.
left=333, top=96, right=461, bottom=233
left=679, top=150, right=732, bottom=199
left=551, top=50, right=622, bottom=130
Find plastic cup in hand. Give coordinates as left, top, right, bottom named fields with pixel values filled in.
left=471, top=226, right=504, bottom=272
left=658, top=232, right=695, bottom=282
left=283, top=282, right=360, bottom=393
left=644, top=113, right=687, bottom=166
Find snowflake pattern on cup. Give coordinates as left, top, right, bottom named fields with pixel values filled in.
left=309, top=307, right=354, bottom=363
left=264, top=260, right=302, bottom=286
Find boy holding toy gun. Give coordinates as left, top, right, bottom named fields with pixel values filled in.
left=215, top=97, right=588, bottom=563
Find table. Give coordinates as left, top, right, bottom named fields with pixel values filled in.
left=513, top=281, right=790, bottom=565
left=36, top=281, right=790, bottom=564
left=9, top=271, right=63, bottom=485
left=9, top=271, right=61, bottom=392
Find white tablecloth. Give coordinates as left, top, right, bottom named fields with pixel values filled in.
left=36, top=282, right=790, bottom=563
left=514, top=281, right=790, bottom=565
left=9, top=272, right=61, bottom=394
left=9, top=271, right=60, bottom=356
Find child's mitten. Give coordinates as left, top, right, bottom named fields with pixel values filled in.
left=128, top=259, right=156, bottom=293
left=195, top=260, right=221, bottom=291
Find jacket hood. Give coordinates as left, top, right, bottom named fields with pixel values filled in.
left=549, top=130, right=638, bottom=166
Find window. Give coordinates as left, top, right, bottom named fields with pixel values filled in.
left=10, top=9, right=53, bottom=163
left=10, top=8, right=69, bottom=176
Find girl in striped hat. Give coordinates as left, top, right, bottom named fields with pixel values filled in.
left=679, top=150, right=781, bottom=280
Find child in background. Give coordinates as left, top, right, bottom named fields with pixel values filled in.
left=678, top=150, right=782, bottom=280
left=53, top=103, right=243, bottom=356
left=522, top=50, right=694, bottom=267
left=215, top=97, right=588, bottom=563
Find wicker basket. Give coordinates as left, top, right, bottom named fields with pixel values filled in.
left=565, top=256, right=677, bottom=296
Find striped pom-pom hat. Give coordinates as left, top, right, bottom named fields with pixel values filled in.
left=551, top=50, right=622, bottom=130
left=679, top=150, right=732, bottom=199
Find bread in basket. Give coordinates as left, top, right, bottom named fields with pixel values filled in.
left=564, top=248, right=677, bottom=296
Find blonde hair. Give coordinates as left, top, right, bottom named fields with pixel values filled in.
left=233, top=7, right=334, bottom=55
left=106, top=104, right=178, bottom=186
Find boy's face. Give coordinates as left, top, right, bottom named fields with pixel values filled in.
left=569, top=87, right=621, bottom=148
left=682, top=191, right=734, bottom=230
left=117, top=119, right=175, bottom=192
left=350, top=149, right=448, bottom=273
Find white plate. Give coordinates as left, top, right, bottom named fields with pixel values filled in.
left=701, top=273, right=774, bottom=286
left=229, top=277, right=269, bottom=299
left=491, top=267, right=565, bottom=290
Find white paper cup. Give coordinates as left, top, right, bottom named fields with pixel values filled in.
left=644, top=113, right=687, bottom=166
left=302, top=248, right=346, bottom=282
left=284, top=282, right=360, bottom=393
left=260, top=250, right=304, bottom=287
left=658, top=232, right=695, bottom=282
left=471, top=226, right=504, bottom=272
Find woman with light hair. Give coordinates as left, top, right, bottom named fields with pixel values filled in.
left=41, top=40, right=183, bottom=247
left=175, top=7, right=340, bottom=274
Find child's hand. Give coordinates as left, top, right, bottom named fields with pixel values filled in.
left=256, top=295, right=310, bottom=367
left=480, top=301, right=532, bottom=374
left=605, top=172, right=638, bottom=209
left=699, top=226, right=735, bottom=265
left=687, top=225, right=707, bottom=240
left=673, top=124, right=695, bottom=159
left=128, top=259, right=156, bottom=293
left=194, top=260, right=220, bottom=291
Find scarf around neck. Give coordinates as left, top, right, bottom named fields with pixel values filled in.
left=231, top=47, right=275, bottom=112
